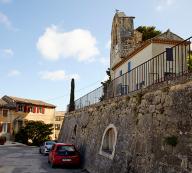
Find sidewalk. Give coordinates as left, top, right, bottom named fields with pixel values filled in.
left=0, top=141, right=26, bottom=147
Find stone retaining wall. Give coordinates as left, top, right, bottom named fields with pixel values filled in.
left=59, top=79, right=192, bottom=173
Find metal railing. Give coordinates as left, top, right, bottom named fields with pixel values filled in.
left=73, top=37, right=192, bottom=110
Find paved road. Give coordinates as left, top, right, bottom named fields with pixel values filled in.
left=0, top=145, right=85, bottom=173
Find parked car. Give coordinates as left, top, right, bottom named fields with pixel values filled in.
left=48, top=143, right=80, bottom=168
left=39, top=141, right=56, bottom=155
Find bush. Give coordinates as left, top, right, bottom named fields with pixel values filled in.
left=0, top=136, right=6, bottom=145
left=15, top=120, right=53, bottom=146
left=164, top=135, right=178, bottom=147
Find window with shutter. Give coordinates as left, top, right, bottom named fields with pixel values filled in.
left=2, top=109, right=8, bottom=117
left=39, top=107, right=42, bottom=113
left=16, top=105, right=19, bottom=112
left=119, top=70, right=122, bottom=76
left=2, top=123, right=7, bottom=132
left=33, top=107, right=36, bottom=113
left=128, top=62, right=131, bottom=72
left=24, top=105, right=27, bottom=113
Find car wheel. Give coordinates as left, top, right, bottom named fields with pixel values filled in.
left=39, top=149, right=41, bottom=154
left=48, top=158, right=50, bottom=164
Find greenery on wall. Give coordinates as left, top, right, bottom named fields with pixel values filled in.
left=164, top=135, right=178, bottom=147
left=100, top=68, right=111, bottom=101
left=136, top=26, right=162, bottom=41
left=187, top=51, right=192, bottom=71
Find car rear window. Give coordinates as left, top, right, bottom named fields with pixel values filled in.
left=56, top=145, right=76, bottom=156
left=46, top=141, right=55, bottom=145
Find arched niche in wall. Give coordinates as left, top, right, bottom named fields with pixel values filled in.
left=99, top=124, right=117, bottom=160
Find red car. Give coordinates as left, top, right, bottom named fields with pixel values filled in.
left=48, top=143, right=80, bottom=168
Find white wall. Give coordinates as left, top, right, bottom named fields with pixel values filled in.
left=114, top=44, right=153, bottom=79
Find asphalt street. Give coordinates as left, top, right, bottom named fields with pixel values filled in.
left=0, top=144, right=85, bottom=173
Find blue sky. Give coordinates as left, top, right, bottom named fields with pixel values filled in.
left=0, top=0, right=191, bottom=110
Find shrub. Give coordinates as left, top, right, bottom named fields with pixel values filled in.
left=15, top=120, right=53, bottom=146
left=164, top=135, right=178, bottom=147
left=0, top=136, right=6, bottom=145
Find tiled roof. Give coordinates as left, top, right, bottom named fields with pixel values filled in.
left=0, top=99, right=7, bottom=107
left=5, top=96, right=56, bottom=108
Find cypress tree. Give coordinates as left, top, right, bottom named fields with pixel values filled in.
left=69, top=78, right=75, bottom=112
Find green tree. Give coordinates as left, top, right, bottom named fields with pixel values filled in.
left=187, top=51, right=192, bottom=71
left=136, top=26, right=161, bottom=41
left=100, top=68, right=111, bottom=101
left=15, top=121, right=53, bottom=146
left=69, top=78, right=75, bottom=112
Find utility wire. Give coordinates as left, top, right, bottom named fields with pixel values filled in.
left=45, top=79, right=101, bottom=101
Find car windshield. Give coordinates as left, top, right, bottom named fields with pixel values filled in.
left=56, top=145, right=76, bottom=156
left=45, top=141, right=55, bottom=145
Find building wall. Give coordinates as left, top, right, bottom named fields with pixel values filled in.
left=59, top=78, right=192, bottom=173
left=111, top=42, right=189, bottom=95
left=11, top=107, right=55, bottom=139
left=0, top=107, right=55, bottom=140
left=0, top=108, right=11, bottom=139
left=113, top=43, right=181, bottom=79
left=114, top=44, right=153, bottom=79
left=54, top=111, right=65, bottom=140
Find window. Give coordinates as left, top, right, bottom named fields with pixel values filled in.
left=119, top=70, right=123, bottom=76
left=1, top=123, right=10, bottom=133
left=18, top=104, right=24, bottom=112
left=39, top=107, right=42, bottom=113
left=55, top=124, right=61, bottom=130
left=2, top=109, right=8, bottom=117
left=128, top=62, right=131, bottom=72
left=55, top=116, right=64, bottom=121
left=28, top=106, right=33, bottom=112
left=99, top=124, right=117, bottom=160
left=166, top=48, right=173, bottom=61
left=56, top=145, right=76, bottom=156
left=2, top=123, right=7, bottom=132
left=38, top=107, right=45, bottom=114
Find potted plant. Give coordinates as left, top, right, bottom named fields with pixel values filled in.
left=0, top=136, right=6, bottom=145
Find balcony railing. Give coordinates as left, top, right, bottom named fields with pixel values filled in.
left=72, top=36, right=192, bottom=111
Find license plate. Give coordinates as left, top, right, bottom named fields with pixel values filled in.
left=62, top=159, right=71, bottom=162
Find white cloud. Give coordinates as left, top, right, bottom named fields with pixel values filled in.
left=0, top=12, right=13, bottom=29
left=0, top=0, right=11, bottom=4
left=156, top=0, right=176, bottom=11
left=8, top=70, right=21, bottom=77
left=39, top=70, right=80, bottom=81
left=0, top=12, right=17, bottom=31
left=2, top=48, right=14, bottom=56
left=37, top=25, right=100, bottom=62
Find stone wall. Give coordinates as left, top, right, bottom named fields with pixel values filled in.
left=59, top=80, right=192, bottom=173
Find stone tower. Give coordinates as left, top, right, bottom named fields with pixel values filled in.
left=110, top=11, right=142, bottom=70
